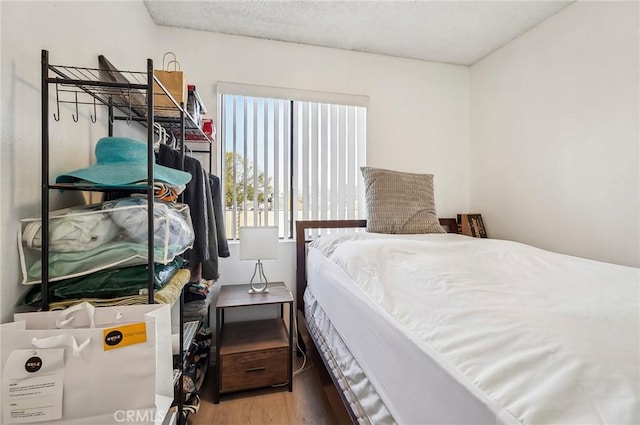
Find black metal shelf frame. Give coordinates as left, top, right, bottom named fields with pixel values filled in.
left=40, top=49, right=207, bottom=425
left=41, top=50, right=157, bottom=308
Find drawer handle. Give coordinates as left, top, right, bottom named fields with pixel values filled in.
left=245, top=366, right=266, bottom=373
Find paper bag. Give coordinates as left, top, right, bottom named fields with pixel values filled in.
left=153, top=52, right=187, bottom=117
left=1, top=304, right=173, bottom=424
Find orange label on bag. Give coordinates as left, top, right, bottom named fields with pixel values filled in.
left=103, top=322, right=147, bottom=351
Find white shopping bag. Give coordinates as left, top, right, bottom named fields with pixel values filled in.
left=1, top=303, right=173, bottom=424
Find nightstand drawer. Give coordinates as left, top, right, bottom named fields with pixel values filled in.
left=221, top=348, right=288, bottom=393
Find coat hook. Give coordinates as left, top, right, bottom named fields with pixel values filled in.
left=108, top=96, right=115, bottom=125
left=53, top=82, right=61, bottom=121
left=90, top=96, right=97, bottom=123
left=71, top=92, right=79, bottom=123
left=126, top=86, right=132, bottom=125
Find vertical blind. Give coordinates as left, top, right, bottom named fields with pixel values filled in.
left=221, top=93, right=366, bottom=239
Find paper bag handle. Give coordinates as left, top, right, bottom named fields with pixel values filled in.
left=162, top=52, right=180, bottom=71
left=166, top=60, right=181, bottom=72
left=56, top=302, right=96, bottom=328
left=31, top=334, right=91, bottom=358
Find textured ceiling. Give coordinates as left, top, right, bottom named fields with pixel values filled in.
left=144, top=0, right=574, bottom=66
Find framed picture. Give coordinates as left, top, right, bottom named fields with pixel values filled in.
left=457, top=214, right=487, bottom=238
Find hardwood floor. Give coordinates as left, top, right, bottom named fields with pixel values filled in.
left=188, top=321, right=352, bottom=425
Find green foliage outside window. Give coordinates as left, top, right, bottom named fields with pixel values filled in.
left=224, top=152, right=272, bottom=209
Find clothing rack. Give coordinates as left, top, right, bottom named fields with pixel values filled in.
left=41, top=50, right=157, bottom=307
left=41, top=50, right=214, bottom=425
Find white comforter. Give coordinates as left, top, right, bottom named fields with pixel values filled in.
left=311, top=233, right=639, bottom=424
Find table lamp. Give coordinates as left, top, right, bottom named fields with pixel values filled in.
left=239, top=226, right=279, bottom=294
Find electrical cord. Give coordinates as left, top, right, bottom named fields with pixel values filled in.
left=293, top=310, right=313, bottom=376
left=271, top=311, right=313, bottom=389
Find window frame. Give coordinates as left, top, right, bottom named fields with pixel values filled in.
left=217, top=82, right=368, bottom=240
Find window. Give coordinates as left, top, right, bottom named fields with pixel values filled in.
left=220, top=85, right=367, bottom=239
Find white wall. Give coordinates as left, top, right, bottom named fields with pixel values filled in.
left=470, top=1, right=639, bottom=267
left=1, top=1, right=470, bottom=321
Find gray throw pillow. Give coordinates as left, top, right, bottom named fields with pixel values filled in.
left=361, top=166, right=445, bottom=234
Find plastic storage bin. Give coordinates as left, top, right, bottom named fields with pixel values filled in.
left=19, top=197, right=193, bottom=285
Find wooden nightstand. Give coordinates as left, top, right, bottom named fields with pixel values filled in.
left=213, top=282, right=293, bottom=403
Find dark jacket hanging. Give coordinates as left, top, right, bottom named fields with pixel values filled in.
left=208, top=174, right=229, bottom=258
left=157, top=144, right=210, bottom=268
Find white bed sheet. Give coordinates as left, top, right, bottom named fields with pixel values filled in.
left=307, top=245, right=500, bottom=425
left=306, top=233, right=639, bottom=425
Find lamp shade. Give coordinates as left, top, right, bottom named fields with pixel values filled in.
left=239, top=226, right=279, bottom=260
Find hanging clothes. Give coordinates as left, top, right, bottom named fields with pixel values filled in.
left=201, top=168, right=218, bottom=280
left=199, top=173, right=230, bottom=280
left=208, top=174, right=229, bottom=258
left=157, top=144, right=212, bottom=273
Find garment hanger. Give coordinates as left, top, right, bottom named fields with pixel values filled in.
left=153, top=123, right=166, bottom=151
left=166, top=133, right=176, bottom=149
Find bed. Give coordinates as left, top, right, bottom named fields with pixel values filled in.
left=295, top=219, right=639, bottom=425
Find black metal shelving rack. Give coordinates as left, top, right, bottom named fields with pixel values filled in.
left=41, top=50, right=156, bottom=307
left=40, top=49, right=213, bottom=425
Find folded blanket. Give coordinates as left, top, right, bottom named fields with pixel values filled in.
left=21, top=257, right=184, bottom=307
left=44, top=269, right=191, bottom=310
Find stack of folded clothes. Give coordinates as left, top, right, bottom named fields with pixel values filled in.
left=18, top=196, right=196, bottom=310
left=20, top=248, right=193, bottom=310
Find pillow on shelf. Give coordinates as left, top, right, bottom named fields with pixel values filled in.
left=360, top=166, right=445, bottom=234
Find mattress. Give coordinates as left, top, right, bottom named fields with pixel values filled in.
left=304, top=289, right=395, bottom=425
left=306, top=232, right=640, bottom=425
